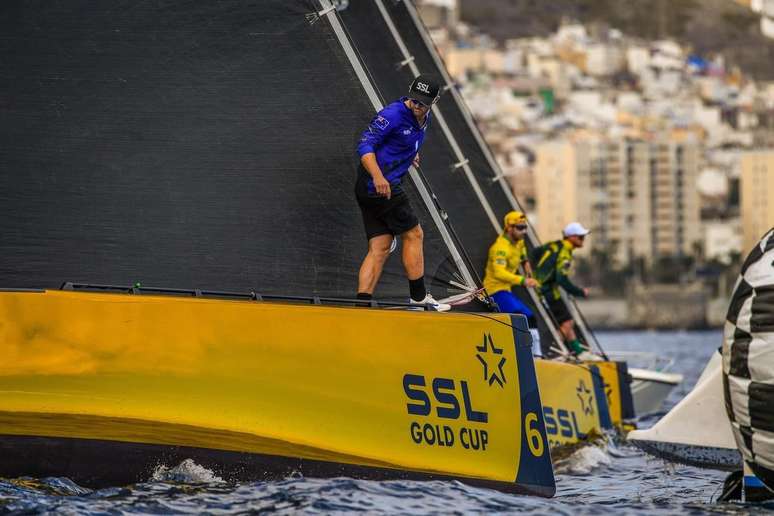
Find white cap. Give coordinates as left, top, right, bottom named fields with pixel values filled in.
left=563, top=222, right=590, bottom=237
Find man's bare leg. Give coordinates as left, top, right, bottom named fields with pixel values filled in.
left=357, top=234, right=393, bottom=295
left=401, top=224, right=427, bottom=302
left=560, top=319, right=584, bottom=355
left=401, top=224, right=424, bottom=281
left=559, top=319, right=577, bottom=342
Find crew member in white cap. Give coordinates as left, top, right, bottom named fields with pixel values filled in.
left=531, top=222, right=590, bottom=355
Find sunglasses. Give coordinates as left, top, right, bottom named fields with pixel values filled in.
left=411, top=98, right=430, bottom=109
left=512, top=224, right=528, bottom=231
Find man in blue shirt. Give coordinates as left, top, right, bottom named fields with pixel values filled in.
left=354, top=75, right=450, bottom=311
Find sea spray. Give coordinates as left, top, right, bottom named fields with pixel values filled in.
left=554, top=444, right=613, bottom=475
left=151, top=459, right=225, bottom=484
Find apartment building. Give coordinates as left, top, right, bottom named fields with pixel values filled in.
left=740, top=150, right=774, bottom=252
left=534, top=136, right=701, bottom=266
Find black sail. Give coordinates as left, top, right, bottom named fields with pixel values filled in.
left=0, top=0, right=466, bottom=299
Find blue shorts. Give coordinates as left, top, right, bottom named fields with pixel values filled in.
left=491, top=290, right=534, bottom=319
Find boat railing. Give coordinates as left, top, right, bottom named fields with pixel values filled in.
left=603, top=350, right=675, bottom=373
left=56, top=282, right=431, bottom=310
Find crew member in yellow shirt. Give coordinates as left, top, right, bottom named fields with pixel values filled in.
left=483, top=211, right=540, bottom=325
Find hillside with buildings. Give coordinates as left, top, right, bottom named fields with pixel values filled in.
left=417, top=0, right=774, bottom=328
left=458, top=0, right=774, bottom=80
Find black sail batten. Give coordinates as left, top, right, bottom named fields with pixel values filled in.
left=0, top=0, right=467, bottom=300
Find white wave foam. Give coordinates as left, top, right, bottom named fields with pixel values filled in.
left=554, top=445, right=612, bottom=475
left=150, top=459, right=225, bottom=484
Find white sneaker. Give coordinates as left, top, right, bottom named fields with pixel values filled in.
left=529, top=328, right=543, bottom=358
left=410, top=294, right=451, bottom=312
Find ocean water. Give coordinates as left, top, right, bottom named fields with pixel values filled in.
left=2, top=330, right=773, bottom=515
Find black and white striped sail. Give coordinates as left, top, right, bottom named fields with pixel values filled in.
left=723, top=228, right=774, bottom=490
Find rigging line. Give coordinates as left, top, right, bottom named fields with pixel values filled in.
left=318, top=0, right=477, bottom=290
left=523, top=265, right=568, bottom=353
left=568, top=293, right=609, bottom=360
left=411, top=160, right=486, bottom=290
left=462, top=311, right=532, bottom=335
left=398, top=2, right=559, bottom=282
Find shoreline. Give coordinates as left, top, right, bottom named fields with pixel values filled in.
left=575, top=295, right=728, bottom=331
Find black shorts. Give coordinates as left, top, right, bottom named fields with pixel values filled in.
left=355, top=169, right=419, bottom=240
left=547, top=297, right=573, bottom=324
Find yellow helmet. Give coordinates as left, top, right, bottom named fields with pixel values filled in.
left=503, top=211, right=527, bottom=227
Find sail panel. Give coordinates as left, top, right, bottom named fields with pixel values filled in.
left=0, top=0, right=459, bottom=299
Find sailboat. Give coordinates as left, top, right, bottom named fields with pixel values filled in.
left=628, top=228, right=774, bottom=502
left=0, top=0, right=651, bottom=493
left=0, top=0, right=556, bottom=496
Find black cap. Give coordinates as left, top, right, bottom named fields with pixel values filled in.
left=408, top=75, right=441, bottom=105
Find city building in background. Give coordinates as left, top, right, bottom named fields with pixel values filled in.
left=416, top=0, right=773, bottom=273
left=534, top=135, right=700, bottom=266
left=733, top=0, right=774, bottom=38
left=740, top=150, right=774, bottom=251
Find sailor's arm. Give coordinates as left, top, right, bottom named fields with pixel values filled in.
left=520, top=259, right=539, bottom=288
left=557, top=272, right=587, bottom=297
left=360, top=153, right=391, bottom=199
left=489, top=249, right=527, bottom=286
left=357, top=111, right=395, bottom=199
left=522, top=259, right=534, bottom=276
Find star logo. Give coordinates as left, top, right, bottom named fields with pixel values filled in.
left=576, top=380, right=594, bottom=416
left=476, top=333, right=506, bottom=388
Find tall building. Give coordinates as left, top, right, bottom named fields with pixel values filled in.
left=415, top=0, right=459, bottom=30
left=533, top=135, right=701, bottom=266
left=740, top=150, right=774, bottom=253
left=533, top=141, right=581, bottom=246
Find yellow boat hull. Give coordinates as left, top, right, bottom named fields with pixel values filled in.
left=534, top=360, right=610, bottom=449
left=0, top=290, right=555, bottom=496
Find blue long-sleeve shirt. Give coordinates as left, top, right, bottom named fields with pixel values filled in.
left=356, top=97, right=431, bottom=195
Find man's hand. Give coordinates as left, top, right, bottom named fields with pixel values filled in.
left=524, top=278, right=539, bottom=288
left=373, top=174, right=391, bottom=199
left=412, top=153, right=420, bottom=168
left=582, top=287, right=589, bottom=298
